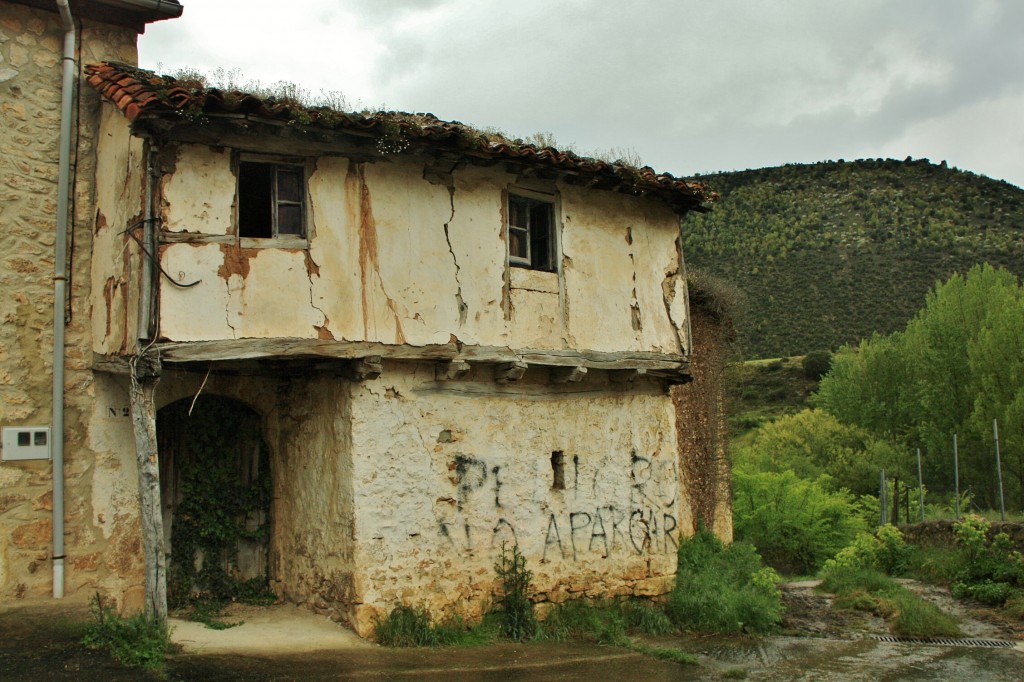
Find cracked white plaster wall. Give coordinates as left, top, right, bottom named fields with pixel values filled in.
left=308, top=156, right=364, bottom=341
left=560, top=185, right=683, bottom=354
left=91, top=104, right=143, bottom=354
left=359, top=160, right=461, bottom=346
left=159, top=243, right=233, bottom=340
left=226, top=249, right=323, bottom=338
left=445, top=165, right=511, bottom=346
left=344, top=362, right=684, bottom=633
left=161, top=144, right=234, bottom=235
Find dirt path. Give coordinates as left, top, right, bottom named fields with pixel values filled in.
left=2, top=583, right=1021, bottom=681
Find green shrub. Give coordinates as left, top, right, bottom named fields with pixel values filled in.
left=952, top=516, right=1024, bottom=597
left=666, top=529, right=783, bottom=634
left=733, top=470, right=867, bottom=574
left=953, top=580, right=1016, bottom=606
left=802, top=350, right=832, bottom=380
left=81, top=594, right=172, bottom=672
left=494, top=542, right=536, bottom=642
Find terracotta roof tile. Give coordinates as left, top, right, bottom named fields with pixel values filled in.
left=84, top=62, right=716, bottom=210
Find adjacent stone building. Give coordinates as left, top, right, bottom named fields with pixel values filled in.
left=1, top=0, right=181, bottom=609
left=2, top=0, right=725, bottom=637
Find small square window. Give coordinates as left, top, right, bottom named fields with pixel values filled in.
left=238, top=160, right=306, bottom=239
left=508, top=193, right=556, bottom=271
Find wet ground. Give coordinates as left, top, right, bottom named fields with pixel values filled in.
left=1, top=583, right=1022, bottom=681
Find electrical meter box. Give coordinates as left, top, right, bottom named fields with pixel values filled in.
left=2, top=426, right=52, bottom=461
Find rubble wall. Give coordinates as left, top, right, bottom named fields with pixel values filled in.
left=0, top=3, right=141, bottom=604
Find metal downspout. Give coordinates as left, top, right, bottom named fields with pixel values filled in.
left=52, top=0, right=76, bottom=599
left=138, top=146, right=156, bottom=341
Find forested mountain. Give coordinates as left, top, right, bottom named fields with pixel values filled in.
left=683, top=158, right=1024, bottom=359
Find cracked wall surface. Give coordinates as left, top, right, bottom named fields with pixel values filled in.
left=341, top=361, right=688, bottom=636
left=145, top=145, right=688, bottom=355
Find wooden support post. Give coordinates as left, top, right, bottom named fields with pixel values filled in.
left=435, top=359, right=471, bottom=381
left=495, top=360, right=528, bottom=384
left=351, top=356, right=383, bottom=381
left=127, top=352, right=166, bottom=623
left=551, top=365, right=587, bottom=384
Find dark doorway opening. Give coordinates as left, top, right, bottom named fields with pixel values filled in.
left=157, top=395, right=273, bottom=607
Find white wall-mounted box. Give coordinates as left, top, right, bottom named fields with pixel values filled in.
left=2, top=426, right=52, bottom=461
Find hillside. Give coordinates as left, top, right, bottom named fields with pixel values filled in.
left=683, top=158, right=1024, bottom=359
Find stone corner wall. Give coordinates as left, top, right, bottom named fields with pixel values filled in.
left=0, top=3, right=144, bottom=607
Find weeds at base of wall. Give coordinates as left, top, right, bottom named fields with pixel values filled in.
left=81, top=593, right=175, bottom=672
left=666, top=528, right=784, bottom=634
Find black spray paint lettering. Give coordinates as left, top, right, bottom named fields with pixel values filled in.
left=588, top=508, right=608, bottom=556
left=568, top=511, right=592, bottom=561
left=543, top=513, right=565, bottom=561
left=452, top=454, right=488, bottom=512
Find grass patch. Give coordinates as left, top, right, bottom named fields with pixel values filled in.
left=536, top=598, right=674, bottom=646
left=666, top=529, right=783, bottom=634
left=81, top=594, right=173, bottom=672
left=373, top=605, right=489, bottom=647
left=820, top=567, right=961, bottom=638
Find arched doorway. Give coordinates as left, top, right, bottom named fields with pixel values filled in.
left=157, top=395, right=272, bottom=607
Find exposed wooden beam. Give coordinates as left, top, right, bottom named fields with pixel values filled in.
left=551, top=366, right=587, bottom=384
left=495, top=360, right=528, bottom=384
left=435, top=359, right=471, bottom=381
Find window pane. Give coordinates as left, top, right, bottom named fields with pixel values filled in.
left=509, top=226, right=529, bottom=260
left=509, top=195, right=528, bottom=228
left=277, top=204, right=303, bottom=235
left=238, top=162, right=273, bottom=238
left=277, top=169, right=302, bottom=202
left=530, top=202, right=553, bottom=270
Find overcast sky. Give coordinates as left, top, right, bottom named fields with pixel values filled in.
left=139, top=0, right=1024, bottom=189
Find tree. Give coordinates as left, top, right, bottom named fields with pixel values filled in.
left=815, top=265, right=1024, bottom=509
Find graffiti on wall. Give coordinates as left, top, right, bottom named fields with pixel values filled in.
left=435, top=450, right=677, bottom=561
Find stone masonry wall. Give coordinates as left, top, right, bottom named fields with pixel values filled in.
left=0, top=3, right=141, bottom=604
left=341, top=361, right=688, bottom=636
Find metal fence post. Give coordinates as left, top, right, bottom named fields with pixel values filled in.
left=994, top=419, right=1005, bottom=522
left=916, top=448, right=925, bottom=522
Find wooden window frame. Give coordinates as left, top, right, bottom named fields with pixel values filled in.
left=236, top=154, right=310, bottom=248
left=507, top=189, right=558, bottom=272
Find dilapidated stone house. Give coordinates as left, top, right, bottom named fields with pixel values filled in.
left=1, top=0, right=725, bottom=637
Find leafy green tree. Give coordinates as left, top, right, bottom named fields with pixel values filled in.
left=733, top=408, right=905, bottom=496
left=815, top=264, right=1024, bottom=508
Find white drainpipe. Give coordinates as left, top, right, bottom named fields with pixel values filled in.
left=52, top=0, right=76, bottom=599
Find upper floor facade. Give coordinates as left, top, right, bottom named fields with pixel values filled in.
left=86, top=63, right=712, bottom=380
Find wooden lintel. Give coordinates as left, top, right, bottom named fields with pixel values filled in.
left=551, top=366, right=587, bottom=384
left=93, top=353, right=133, bottom=375
left=155, top=338, right=460, bottom=364
left=351, top=356, right=383, bottom=382
left=495, top=361, right=528, bottom=384
left=435, top=360, right=471, bottom=381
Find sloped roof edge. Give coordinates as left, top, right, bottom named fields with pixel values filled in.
left=85, top=62, right=716, bottom=211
